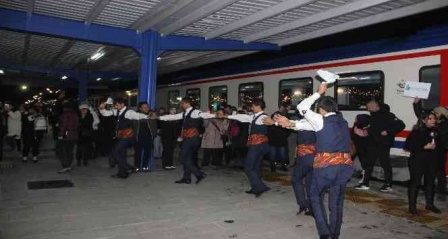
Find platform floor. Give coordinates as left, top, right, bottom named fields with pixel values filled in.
left=0, top=139, right=447, bottom=239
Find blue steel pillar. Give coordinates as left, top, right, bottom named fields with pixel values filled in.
left=138, top=30, right=159, bottom=108
left=78, top=73, right=88, bottom=102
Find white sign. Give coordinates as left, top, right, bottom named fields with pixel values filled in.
left=403, top=81, right=431, bottom=99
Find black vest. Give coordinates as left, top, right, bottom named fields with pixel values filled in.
left=117, top=108, right=132, bottom=130
left=183, top=109, right=201, bottom=129
left=249, top=113, right=267, bottom=135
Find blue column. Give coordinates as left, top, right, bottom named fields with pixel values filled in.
left=138, top=30, right=159, bottom=108
left=78, top=73, right=88, bottom=102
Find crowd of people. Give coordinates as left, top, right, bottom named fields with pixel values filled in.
left=1, top=70, right=447, bottom=239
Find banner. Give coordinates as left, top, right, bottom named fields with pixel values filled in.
left=403, top=81, right=431, bottom=99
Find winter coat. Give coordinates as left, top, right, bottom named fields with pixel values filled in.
left=404, top=126, right=439, bottom=160
left=58, top=109, right=79, bottom=141
left=201, top=119, right=229, bottom=149
left=78, top=113, right=94, bottom=142
left=7, top=110, right=22, bottom=137
left=368, top=108, right=405, bottom=147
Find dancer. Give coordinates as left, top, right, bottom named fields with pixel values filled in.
left=158, top=97, right=214, bottom=184
left=276, top=70, right=353, bottom=239
left=218, top=99, right=271, bottom=197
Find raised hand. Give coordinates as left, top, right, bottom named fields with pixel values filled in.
left=263, top=116, right=275, bottom=125
left=275, top=115, right=290, bottom=128
left=318, top=83, right=328, bottom=95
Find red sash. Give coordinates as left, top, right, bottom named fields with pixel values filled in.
left=182, top=128, right=199, bottom=139
left=248, top=134, right=268, bottom=146
left=297, top=144, right=316, bottom=157
left=313, top=152, right=352, bottom=168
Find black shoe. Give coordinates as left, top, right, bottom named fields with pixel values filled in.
left=76, top=161, right=81, bottom=167
left=304, top=208, right=314, bottom=217
left=319, top=235, right=330, bottom=239
left=196, top=174, right=206, bottom=184
left=245, top=189, right=254, bottom=194
left=111, top=173, right=128, bottom=179
left=297, top=207, right=312, bottom=216
left=254, top=188, right=270, bottom=198
left=425, top=205, right=442, bottom=214
left=409, top=206, right=419, bottom=215
left=175, top=179, right=191, bottom=184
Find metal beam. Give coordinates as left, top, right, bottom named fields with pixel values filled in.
left=0, top=8, right=141, bottom=48
left=50, top=40, right=76, bottom=67
left=274, top=0, right=448, bottom=46
left=0, top=61, right=138, bottom=81
left=85, top=0, right=112, bottom=24
left=130, top=0, right=196, bottom=32
left=158, top=34, right=280, bottom=51
left=22, top=34, right=31, bottom=65
left=159, top=0, right=239, bottom=36
left=158, top=51, right=257, bottom=74
left=158, top=51, right=212, bottom=67
left=26, top=0, right=35, bottom=15
left=243, top=0, right=392, bottom=43
left=205, top=0, right=314, bottom=40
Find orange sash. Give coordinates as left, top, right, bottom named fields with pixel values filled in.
left=248, top=134, right=268, bottom=146
left=182, top=128, right=199, bottom=139
left=117, top=128, right=134, bottom=139
left=313, top=152, right=352, bottom=168
left=297, top=144, right=316, bottom=157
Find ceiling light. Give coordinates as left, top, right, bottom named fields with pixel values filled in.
left=111, top=77, right=121, bottom=81
left=21, top=85, right=27, bottom=90
left=157, top=57, right=161, bottom=61
left=61, top=75, right=68, bottom=80
left=90, top=52, right=105, bottom=61
left=0, top=69, right=4, bottom=74
left=96, top=78, right=101, bottom=81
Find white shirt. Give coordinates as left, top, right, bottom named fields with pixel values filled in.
left=99, top=106, right=148, bottom=120
left=293, top=92, right=336, bottom=132
left=228, top=111, right=267, bottom=125
left=89, top=106, right=100, bottom=130
left=159, top=107, right=215, bottom=121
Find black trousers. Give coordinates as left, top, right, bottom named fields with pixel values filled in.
left=436, top=150, right=447, bottom=191
left=202, top=148, right=223, bottom=166
left=56, top=139, right=76, bottom=168
left=76, top=140, right=93, bottom=162
left=23, top=136, right=40, bottom=157
left=408, top=154, right=438, bottom=207
left=161, top=139, right=176, bottom=167
left=134, top=136, right=153, bottom=169
left=363, top=145, right=392, bottom=185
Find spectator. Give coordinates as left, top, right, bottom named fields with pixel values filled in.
left=351, top=114, right=370, bottom=183
left=5, top=103, right=22, bottom=152
left=56, top=102, right=79, bottom=173
left=201, top=109, right=229, bottom=167
left=133, top=102, right=154, bottom=172
left=153, top=109, right=165, bottom=159
left=160, top=108, right=180, bottom=170
left=229, top=109, right=249, bottom=168
left=76, top=104, right=94, bottom=166
left=404, top=112, right=442, bottom=215
left=22, top=106, right=47, bottom=163
left=355, top=99, right=405, bottom=192
left=267, top=105, right=291, bottom=172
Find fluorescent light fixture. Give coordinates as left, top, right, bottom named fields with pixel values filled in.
left=61, top=75, right=68, bottom=80
left=111, top=77, right=121, bottom=81
left=90, top=52, right=105, bottom=61
left=21, top=85, right=27, bottom=90
left=96, top=78, right=102, bottom=81
left=39, top=93, right=42, bottom=95
left=157, top=57, right=161, bottom=61
left=0, top=69, right=4, bottom=74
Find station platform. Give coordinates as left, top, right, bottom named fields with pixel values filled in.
left=0, top=137, right=447, bottom=239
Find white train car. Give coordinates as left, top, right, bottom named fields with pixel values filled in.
left=156, top=45, right=445, bottom=164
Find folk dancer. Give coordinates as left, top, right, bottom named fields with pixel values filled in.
left=99, top=98, right=150, bottom=179
left=276, top=71, right=353, bottom=239
left=159, top=97, right=214, bottom=184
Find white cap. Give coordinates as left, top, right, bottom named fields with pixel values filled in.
left=79, top=104, right=89, bottom=110
left=106, top=97, right=114, bottom=104
left=317, top=69, right=339, bottom=83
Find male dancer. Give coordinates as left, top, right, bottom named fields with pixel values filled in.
left=276, top=72, right=353, bottom=239
left=99, top=98, right=149, bottom=179
left=218, top=99, right=270, bottom=197
left=159, top=97, right=214, bottom=184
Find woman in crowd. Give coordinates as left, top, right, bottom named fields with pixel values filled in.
left=5, top=103, right=22, bottom=152
left=56, top=102, right=79, bottom=173
left=22, top=106, right=47, bottom=162
left=404, top=111, right=442, bottom=215
left=201, top=109, right=229, bottom=167
left=76, top=104, right=94, bottom=166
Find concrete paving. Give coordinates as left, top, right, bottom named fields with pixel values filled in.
left=0, top=140, right=447, bottom=239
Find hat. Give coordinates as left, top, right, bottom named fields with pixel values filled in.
left=106, top=97, right=114, bottom=105
left=434, top=106, right=448, bottom=119
left=317, top=69, right=339, bottom=83
left=79, top=104, right=89, bottom=110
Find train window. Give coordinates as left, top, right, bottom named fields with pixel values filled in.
left=420, top=65, right=440, bottom=110
left=129, top=95, right=138, bottom=108
left=279, top=78, right=313, bottom=108
left=167, top=90, right=181, bottom=110
left=239, top=82, right=263, bottom=108
left=209, top=86, right=227, bottom=111
left=186, top=88, right=201, bottom=109
left=335, top=71, right=384, bottom=110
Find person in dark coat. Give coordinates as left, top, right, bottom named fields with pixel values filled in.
left=76, top=104, right=94, bottom=166
left=56, top=102, right=79, bottom=173
left=22, top=106, right=46, bottom=163
left=160, top=108, right=180, bottom=170
left=404, top=112, right=442, bottom=215
left=355, top=99, right=405, bottom=192
left=133, top=102, right=154, bottom=172
left=267, top=106, right=291, bottom=172
left=351, top=114, right=370, bottom=182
